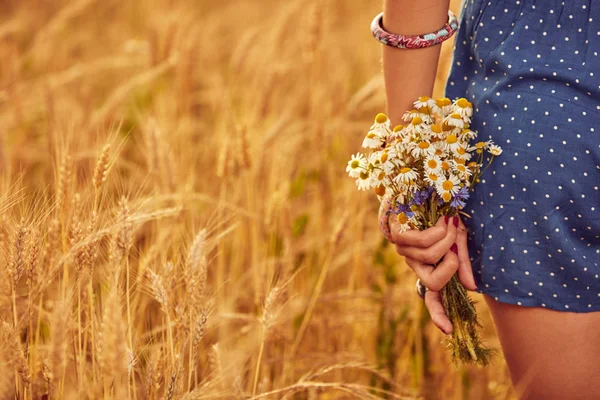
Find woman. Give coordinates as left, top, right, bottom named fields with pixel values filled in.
left=377, top=0, right=600, bottom=398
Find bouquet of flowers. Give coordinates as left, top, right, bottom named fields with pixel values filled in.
left=347, top=96, right=502, bottom=366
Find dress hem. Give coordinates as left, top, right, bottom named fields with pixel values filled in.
left=475, top=287, right=600, bottom=313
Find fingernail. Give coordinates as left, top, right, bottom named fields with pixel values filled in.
left=452, top=216, right=459, bottom=227
left=444, top=215, right=449, bottom=224
left=450, top=243, right=458, bottom=254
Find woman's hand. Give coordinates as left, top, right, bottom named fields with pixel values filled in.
left=388, top=214, right=477, bottom=334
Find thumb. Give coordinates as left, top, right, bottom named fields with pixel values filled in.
left=456, top=217, right=477, bottom=291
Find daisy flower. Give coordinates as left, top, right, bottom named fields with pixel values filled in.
left=398, top=180, right=420, bottom=194
left=369, top=150, right=393, bottom=173
left=459, top=128, right=477, bottom=141
left=424, top=155, right=442, bottom=174
left=440, top=160, right=452, bottom=173
left=469, top=140, right=493, bottom=154
left=488, top=144, right=503, bottom=156
left=451, top=144, right=472, bottom=160
left=395, top=211, right=415, bottom=233
left=346, top=153, right=367, bottom=178
left=414, top=96, right=436, bottom=109
left=443, top=132, right=462, bottom=153
left=411, top=140, right=436, bottom=159
left=467, top=161, right=480, bottom=173
left=429, top=124, right=445, bottom=139
left=403, top=110, right=434, bottom=125
left=405, top=115, right=431, bottom=134
left=443, top=113, right=466, bottom=129
left=452, top=160, right=473, bottom=179
left=413, top=96, right=431, bottom=110
left=362, top=130, right=384, bottom=149
left=452, top=98, right=474, bottom=119
left=432, top=97, right=453, bottom=115
left=390, top=125, right=406, bottom=139
left=356, top=170, right=374, bottom=191
left=394, top=167, right=419, bottom=185
left=424, top=171, right=442, bottom=187
left=436, top=173, right=461, bottom=202
left=374, top=183, right=387, bottom=196
left=369, top=113, right=392, bottom=133
left=431, top=140, right=448, bottom=158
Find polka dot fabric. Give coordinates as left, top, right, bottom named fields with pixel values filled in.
left=445, top=0, right=600, bottom=312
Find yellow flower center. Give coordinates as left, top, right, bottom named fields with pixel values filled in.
left=375, top=184, right=386, bottom=196
left=418, top=142, right=430, bottom=149
left=359, top=171, right=369, bottom=179
left=428, top=173, right=438, bottom=181
left=431, top=124, right=442, bottom=134
left=442, top=192, right=452, bottom=202
left=367, top=133, right=376, bottom=139
left=451, top=113, right=462, bottom=120
left=456, top=98, right=471, bottom=108
left=427, top=159, right=438, bottom=169
left=446, top=134, right=458, bottom=144
left=411, top=116, right=423, bottom=126
left=475, top=141, right=486, bottom=149
left=435, top=97, right=451, bottom=107
left=419, top=96, right=430, bottom=103
left=381, top=152, right=388, bottom=163
left=468, top=162, right=478, bottom=168
left=375, top=113, right=388, bottom=124
left=400, top=167, right=412, bottom=174
left=456, top=164, right=466, bottom=172
left=377, top=171, right=385, bottom=180
left=350, top=160, right=360, bottom=168
left=397, top=212, right=408, bottom=224
left=457, top=146, right=466, bottom=155
left=442, top=180, right=454, bottom=191
left=441, top=161, right=450, bottom=171
left=393, top=125, right=404, bottom=132
left=435, top=149, right=443, bottom=156
left=455, top=158, right=466, bottom=165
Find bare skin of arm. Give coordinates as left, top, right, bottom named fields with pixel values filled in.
left=381, top=0, right=476, bottom=335
left=382, top=0, right=450, bottom=124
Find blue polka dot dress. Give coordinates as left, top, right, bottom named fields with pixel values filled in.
left=445, top=0, right=600, bottom=312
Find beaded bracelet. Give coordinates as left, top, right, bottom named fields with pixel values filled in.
left=370, top=10, right=459, bottom=50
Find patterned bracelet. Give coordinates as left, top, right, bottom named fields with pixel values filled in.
left=378, top=198, right=395, bottom=243
left=370, top=10, right=459, bottom=50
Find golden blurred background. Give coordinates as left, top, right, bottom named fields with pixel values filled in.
left=0, top=0, right=517, bottom=398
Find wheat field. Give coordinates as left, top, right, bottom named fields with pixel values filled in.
left=0, top=0, right=517, bottom=399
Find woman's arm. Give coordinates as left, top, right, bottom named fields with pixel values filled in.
left=380, top=1, right=477, bottom=336
left=382, top=0, right=450, bottom=124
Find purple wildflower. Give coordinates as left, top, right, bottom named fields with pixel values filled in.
left=411, top=187, right=433, bottom=206
left=450, top=186, right=470, bottom=208
left=390, top=201, right=415, bottom=218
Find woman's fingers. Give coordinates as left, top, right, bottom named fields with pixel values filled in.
left=390, top=215, right=447, bottom=248
left=395, top=216, right=459, bottom=265
left=405, top=247, right=459, bottom=292
left=455, top=216, right=478, bottom=291
left=424, top=289, right=453, bottom=334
